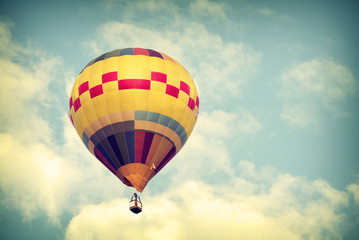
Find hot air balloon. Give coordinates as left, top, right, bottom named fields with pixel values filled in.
left=68, top=48, right=199, bottom=213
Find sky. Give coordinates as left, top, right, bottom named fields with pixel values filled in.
left=0, top=0, right=358, bottom=239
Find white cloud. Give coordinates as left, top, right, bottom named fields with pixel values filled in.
left=0, top=21, right=22, bottom=59
left=158, top=108, right=262, bottom=185
left=0, top=21, right=61, bottom=145
left=346, top=178, right=359, bottom=235
left=278, top=59, right=357, bottom=128
left=189, top=0, right=228, bottom=19
left=0, top=112, right=128, bottom=224
left=0, top=133, right=72, bottom=224
left=0, top=21, right=66, bottom=223
left=197, top=109, right=262, bottom=138
left=103, top=0, right=180, bottom=25
left=0, top=21, right=125, bottom=224
left=65, top=197, right=179, bottom=240
left=0, top=115, right=128, bottom=225
left=83, top=20, right=261, bottom=103
left=347, top=178, right=359, bottom=205
left=65, top=161, right=351, bottom=240
left=280, top=104, right=317, bottom=127
left=83, top=22, right=181, bottom=58
left=256, top=7, right=292, bottom=21
left=257, top=7, right=275, bottom=16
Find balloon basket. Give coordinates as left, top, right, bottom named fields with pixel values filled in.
left=129, top=193, right=142, bottom=214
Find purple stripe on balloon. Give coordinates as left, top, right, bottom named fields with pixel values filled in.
left=94, top=147, right=117, bottom=174
left=147, top=49, right=163, bottom=59
left=141, top=131, right=154, bottom=164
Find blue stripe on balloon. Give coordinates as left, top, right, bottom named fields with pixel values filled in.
left=107, top=135, right=125, bottom=166
left=119, top=48, right=134, bottom=56
left=82, top=131, right=90, bottom=150
left=135, top=110, right=187, bottom=147
left=115, top=132, right=131, bottom=165
left=125, top=131, right=135, bottom=163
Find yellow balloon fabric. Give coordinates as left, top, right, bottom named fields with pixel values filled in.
left=68, top=48, right=199, bottom=192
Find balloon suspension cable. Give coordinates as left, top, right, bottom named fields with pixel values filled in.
left=130, top=188, right=142, bottom=202
left=135, top=190, right=142, bottom=201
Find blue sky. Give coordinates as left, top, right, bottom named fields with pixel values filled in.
left=0, top=0, right=358, bottom=239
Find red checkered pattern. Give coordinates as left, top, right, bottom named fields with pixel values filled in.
left=79, top=82, right=89, bottom=95
left=166, top=84, right=179, bottom=98
left=74, top=98, right=81, bottom=112
left=180, top=81, right=190, bottom=95
left=102, top=72, right=118, bottom=83
left=118, top=79, right=151, bottom=90
left=70, top=71, right=199, bottom=115
left=151, top=72, right=167, bottom=83
left=90, top=85, right=103, bottom=98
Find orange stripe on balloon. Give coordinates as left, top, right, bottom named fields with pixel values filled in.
left=153, top=140, right=173, bottom=170
left=149, top=137, right=172, bottom=168
left=144, top=134, right=162, bottom=166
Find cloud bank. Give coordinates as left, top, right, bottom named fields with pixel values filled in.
left=65, top=162, right=355, bottom=240
left=278, top=59, right=357, bottom=128
left=0, top=21, right=125, bottom=224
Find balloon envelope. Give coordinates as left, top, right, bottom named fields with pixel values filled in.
left=68, top=48, right=199, bottom=192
